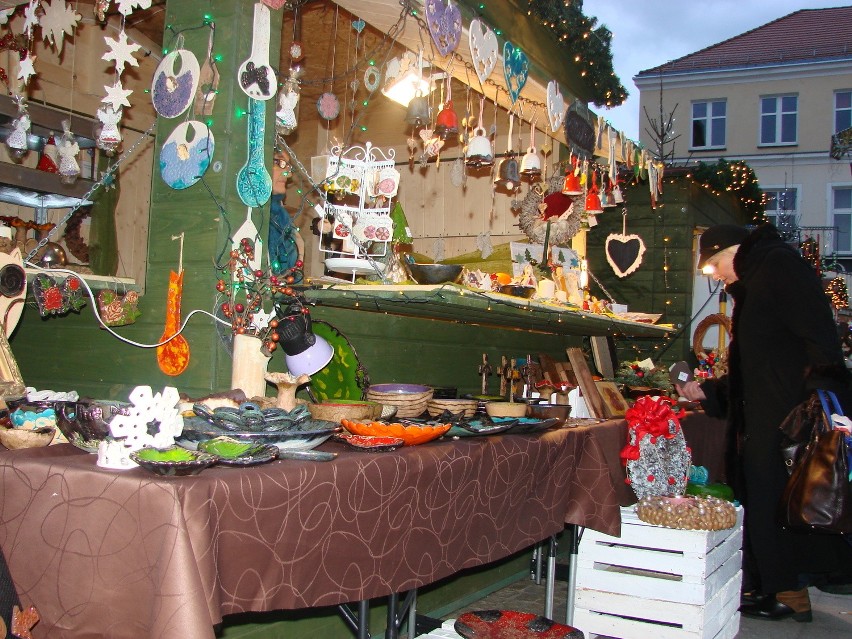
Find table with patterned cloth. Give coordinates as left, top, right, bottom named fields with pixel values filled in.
left=0, top=419, right=640, bottom=639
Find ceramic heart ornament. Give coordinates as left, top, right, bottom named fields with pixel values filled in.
left=469, top=18, right=498, bottom=86
left=503, top=41, right=528, bottom=104
left=605, top=233, right=646, bottom=278
left=547, top=80, right=566, bottom=132
left=425, top=0, right=462, bottom=57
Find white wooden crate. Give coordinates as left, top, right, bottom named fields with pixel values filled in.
left=573, top=506, right=743, bottom=639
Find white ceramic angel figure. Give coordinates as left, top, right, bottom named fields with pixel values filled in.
left=276, top=88, right=299, bottom=134
left=96, top=105, right=122, bottom=153
left=57, top=122, right=81, bottom=182
left=5, top=113, right=30, bottom=155
left=518, top=263, right=538, bottom=288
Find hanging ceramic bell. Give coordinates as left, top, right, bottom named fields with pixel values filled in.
left=435, top=100, right=459, bottom=140
left=405, top=94, right=431, bottom=128
left=520, top=146, right=542, bottom=178
left=494, top=155, right=520, bottom=191
left=465, top=126, right=493, bottom=167
left=585, top=187, right=603, bottom=215
left=612, top=184, right=624, bottom=204
left=562, top=169, right=582, bottom=195
left=600, top=188, right=614, bottom=209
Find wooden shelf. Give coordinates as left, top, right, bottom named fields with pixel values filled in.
left=25, top=268, right=138, bottom=292
left=302, top=284, right=672, bottom=338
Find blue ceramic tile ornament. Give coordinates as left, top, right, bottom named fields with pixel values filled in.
left=502, top=41, right=528, bottom=104
left=425, top=0, right=462, bottom=57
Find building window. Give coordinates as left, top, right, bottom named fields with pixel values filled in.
left=760, top=95, right=797, bottom=145
left=691, top=100, right=726, bottom=148
left=833, top=187, right=852, bottom=254
left=836, top=90, right=852, bottom=133
left=763, top=187, right=798, bottom=227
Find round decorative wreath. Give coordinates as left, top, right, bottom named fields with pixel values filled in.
left=63, top=207, right=92, bottom=263
left=517, top=169, right=583, bottom=246
left=693, top=313, right=731, bottom=377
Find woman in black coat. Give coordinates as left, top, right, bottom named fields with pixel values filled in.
left=678, top=223, right=852, bottom=622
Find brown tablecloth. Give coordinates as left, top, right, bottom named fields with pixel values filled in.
left=0, top=420, right=635, bottom=639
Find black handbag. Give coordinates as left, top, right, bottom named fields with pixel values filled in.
left=778, top=390, right=852, bottom=534
left=779, top=391, right=826, bottom=475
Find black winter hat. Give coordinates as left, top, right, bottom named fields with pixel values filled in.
left=697, top=225, right=749, bottom=268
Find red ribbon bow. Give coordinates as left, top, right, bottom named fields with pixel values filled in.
left=619, top=395, right=684, bottom=464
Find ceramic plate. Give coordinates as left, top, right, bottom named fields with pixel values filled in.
left=179, top=416, right=341, bottom=451
left=335, top=432, right=404, bottom=452
left=447, top=418, right=518, bottom=438
left=197, top=437, right=279, bottom=466
left=504, top=417, right=561, bottom=434
left=130, top=446, right=217, bottom=477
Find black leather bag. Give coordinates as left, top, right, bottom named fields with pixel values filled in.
left=779, top=391, right=826, bottom=476
left=778, top=390, right=852, bottom=534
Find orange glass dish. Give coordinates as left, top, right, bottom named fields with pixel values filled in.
left=340, top=419, right=451, bottom=446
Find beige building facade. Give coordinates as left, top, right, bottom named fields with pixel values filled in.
left=635, top=7, right=852, bottom=260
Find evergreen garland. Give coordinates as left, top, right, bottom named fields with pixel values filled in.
left=690, top=159, right=765, bottom=224
left=525, top=0, right=627, bottom=107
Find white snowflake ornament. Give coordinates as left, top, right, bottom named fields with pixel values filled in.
left=0, top=8, right=14, bottom=26
left=102, top=80, right=133, bottom=110
left=102, top=29, right=142, bottom=76
left=23, top=0, right=39, bottom=38
left=17, top=52, right=37, bottom=86
left=116, top=0, right=152, bottom=16
left=40, top=0, right=82, bottom=54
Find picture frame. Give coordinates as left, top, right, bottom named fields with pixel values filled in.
left=595, top=380, right=631, bottom=418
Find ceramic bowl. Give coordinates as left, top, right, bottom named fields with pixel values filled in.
left=130, top=446, right=218, bottom=477
left=54, top=400, right=132, bottom=453
left=178, top=415, right=341, bottom=452
left=427, top=399, right=478, bottom=418
left=525, top=403, right=572, bottom=426
left=0, top=426, right=55, bottom=449
left=499, top=285, right=537, bottom=299
left=407, top=263, right=463, bottom=285
left=484, top=401, right=528, bottom=419
left=365, top=384, right=434, bottom=418
left=307, top=400, right=383, bottom=424
left=340, top=419, right=451, bottom=446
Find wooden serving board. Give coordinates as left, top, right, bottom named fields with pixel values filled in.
left=567, top=347, right=606, bottom=419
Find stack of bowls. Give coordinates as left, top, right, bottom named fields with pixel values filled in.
left=365, top=384, right=433, bottom=418
left=427, top=398, right=478, bottom=418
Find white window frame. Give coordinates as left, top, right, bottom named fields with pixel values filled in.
left=690, top=99, right=727, bottom=150
left=836, top=90, right=852, bottom=134
left=832, top=184, right=852, bottom=255
left=759, top=94, right=798, bottom=146
left=763, top=186, right=799, bottom=228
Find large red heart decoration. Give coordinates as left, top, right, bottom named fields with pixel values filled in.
left=605, top=232, right=646, bottom=278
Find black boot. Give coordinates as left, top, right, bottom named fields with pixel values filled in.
left=739, top=590, right=812, bottom=622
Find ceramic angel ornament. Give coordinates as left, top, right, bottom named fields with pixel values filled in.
left=57, top=120, right=81, bottom=183
left=276, top=85, right=300, bottom=134
left=5, top=111, right=30, bottom=158
left=96, top=104, right=122, bottom=154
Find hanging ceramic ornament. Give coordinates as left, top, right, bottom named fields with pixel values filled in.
left=37, top=134, right=58, bottom=172
left=317, top=92, right=340, bottom=121
left=468, top=18, right=497, bottom=87
left=194, top=26, right=221, bottom=116
left=151, top=46, right=200, bottom=118
left=57, top=121, right=80, bottom=184
left=546, top=80, right=566, bottom=132
left=31, top=273, right=86, bottom=317
left=606, top=209, right=646, bottom=278
left=236, top=98, right=272, bottom=207
left=232, top=209, right=263, bottom=272
left=450, top=157, right=464, bottom=187
left=97, top=289, right=141, bottom=326
left=95, top=104, right=122, bottom=155
left=101, top=28, right=141, bottom=76
left=425, top=0, right=462, bottom=57
left=16, top=51, right=37, bottom=86
left=238, top=2, right=277, bottom=101
left=156, top=238, right=190, bottom=376
left=159, top=120, right=215, bottom=190
left=5, top=99, right=30, bottom=158
left=502, top=42, right=528, bottom=104
left=276, top=82, right=300, bottom=134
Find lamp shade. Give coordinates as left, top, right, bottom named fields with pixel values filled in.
left=275, top=312, right=334, bottom=376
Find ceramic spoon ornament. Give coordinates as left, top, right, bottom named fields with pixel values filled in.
left=236, top=98, right=272, bottom=207
left=157, top=234, right=190, bottom=376
left=238, top=3, right=277, bottom=101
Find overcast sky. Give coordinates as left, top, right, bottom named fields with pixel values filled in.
left=582, top=0, right=852, bottom=140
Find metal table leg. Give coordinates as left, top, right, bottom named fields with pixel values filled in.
left=337, top=599, right=371, bottom=639
left=544, top=535, right=557, bottom=619
left=565, top=524, right=580, bottom=626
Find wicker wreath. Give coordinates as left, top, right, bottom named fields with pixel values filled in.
left=692, top=313, right=731, bottom=377
left=517, top=169, right=583, bottom=246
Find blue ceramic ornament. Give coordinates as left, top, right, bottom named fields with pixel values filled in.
left=502, top=42, right=528, bottom=104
